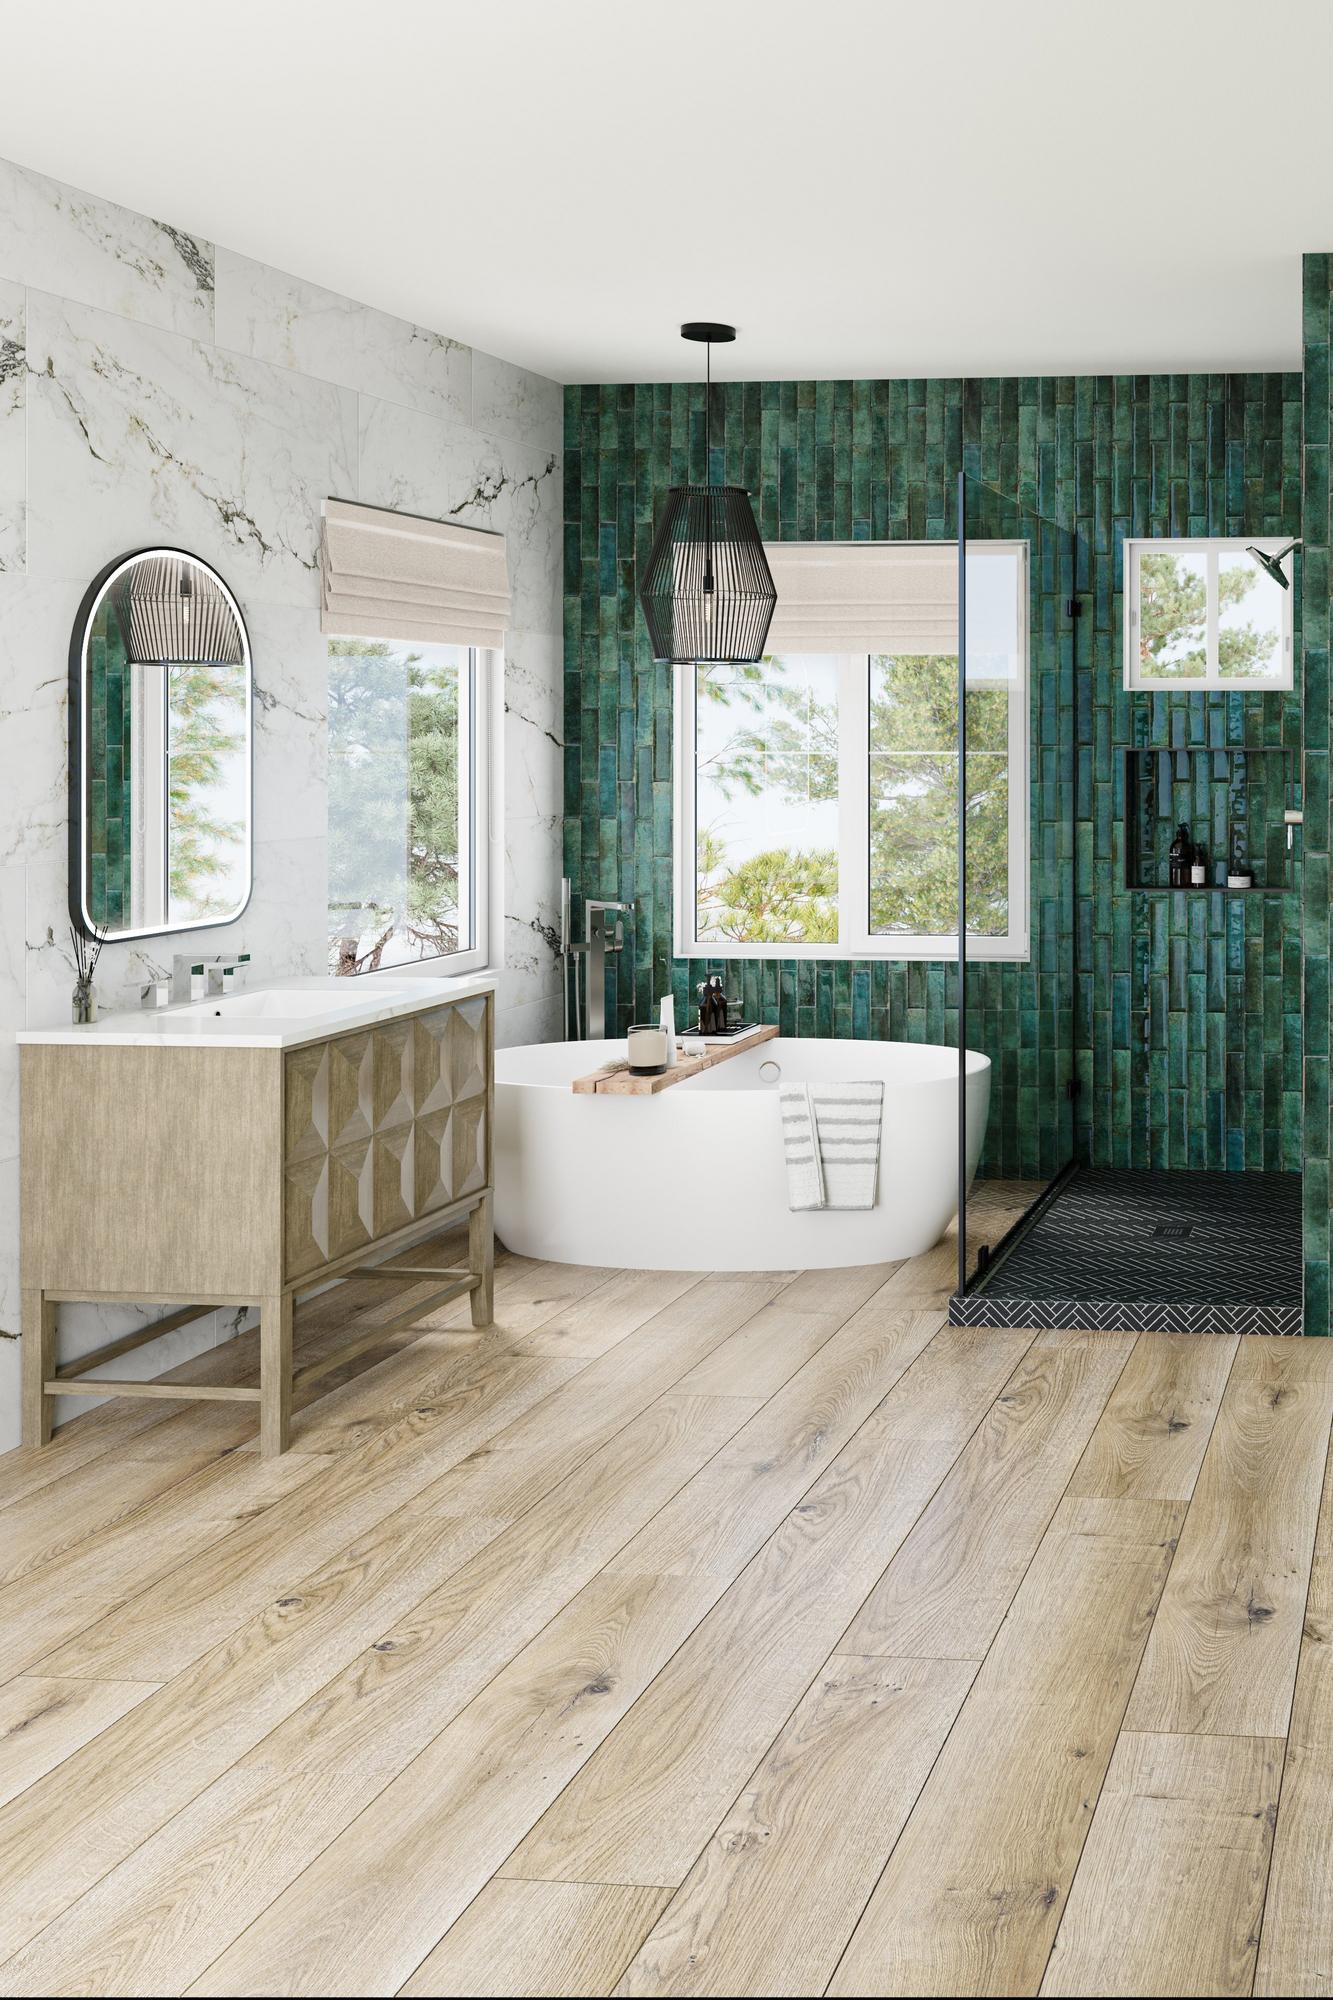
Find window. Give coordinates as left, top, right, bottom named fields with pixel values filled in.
left=675, top=541, right=1029, bottom=961
left=1124, top=537, right=1293, bottom=691
left=327, top=639, right=489, bottom=976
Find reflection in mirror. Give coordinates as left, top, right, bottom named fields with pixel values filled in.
left=70, top=549, right=252, bottom=941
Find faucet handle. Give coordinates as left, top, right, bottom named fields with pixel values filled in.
left=140, top=976, right=172, bottom=1010
left=206, top=955, right=250, bottom=996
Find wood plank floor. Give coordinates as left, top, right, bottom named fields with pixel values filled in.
left=2, top=1203, right=1332, bottom=1997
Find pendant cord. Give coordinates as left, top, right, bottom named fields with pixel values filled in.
left=705, top=339, right=711, bottom=466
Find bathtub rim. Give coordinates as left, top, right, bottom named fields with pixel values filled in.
left=496, top=1034, right=992, bottom=1094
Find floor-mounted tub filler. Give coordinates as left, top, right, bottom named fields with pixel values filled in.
left=495, top=1037, right=990, bottom=1271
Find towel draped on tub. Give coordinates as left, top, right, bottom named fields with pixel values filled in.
left=779, top=1081, right=884, bottom=1211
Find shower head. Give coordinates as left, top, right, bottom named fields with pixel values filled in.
left=1246, top=539, right=1300, bottom=590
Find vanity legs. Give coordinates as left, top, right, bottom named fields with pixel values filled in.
left=21, top=1190, right=494, bottom=1456
left=21, top=1288, right=56, bottom=1447
left=469, top=1191, right=495, bottom=1328
left=260, top=1293, right=293, bottom=1459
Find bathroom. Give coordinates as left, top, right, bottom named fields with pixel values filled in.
left=4, top=6, right=1333, bottom=1996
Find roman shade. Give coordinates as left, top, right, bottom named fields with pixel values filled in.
left=762, top=542, right=958, bottom=656
left=320, top=498, right=510, bottom=648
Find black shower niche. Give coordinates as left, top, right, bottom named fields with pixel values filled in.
left=1122, top=745, right=1300, bottom=895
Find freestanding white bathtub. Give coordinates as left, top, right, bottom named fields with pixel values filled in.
left=494, top=1036, right=991, bottom=1271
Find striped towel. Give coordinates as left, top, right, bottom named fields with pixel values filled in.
left=779, top=1085, right=825, bottom=1211
left=812, top=1082, right=884, bottom=1210
left=779, top=1081, right=884, bottom=1211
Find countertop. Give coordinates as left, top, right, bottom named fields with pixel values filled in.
left=15, top=972, right=498, bottom=1051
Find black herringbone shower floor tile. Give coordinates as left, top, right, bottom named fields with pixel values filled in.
left=950, top=1169, right=1303, bottom=1338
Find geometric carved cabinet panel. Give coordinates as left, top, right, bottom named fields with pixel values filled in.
left=283, top=995, right=491, bottom=1282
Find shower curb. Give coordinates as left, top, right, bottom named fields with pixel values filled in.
left=948, top=1292, right=1302, bottom=1337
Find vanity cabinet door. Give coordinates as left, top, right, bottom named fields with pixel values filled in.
left=283, top=1140, right=374, bottom=1281
left=282, top=995, right=490, bottom=1283
left=283, top=1034, right=376, bottom=1278
left=413, top=997, right=490, bottom=1217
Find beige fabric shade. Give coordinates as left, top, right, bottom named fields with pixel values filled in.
left=321, top=498, right=511, bottom=648
left=762, top=541, right=958, bottom=656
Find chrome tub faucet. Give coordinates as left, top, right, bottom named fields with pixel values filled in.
left=571, top=899, right=631, bottom=1041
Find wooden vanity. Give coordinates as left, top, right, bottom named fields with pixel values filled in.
left=20, top=981, right=494, bottom=1455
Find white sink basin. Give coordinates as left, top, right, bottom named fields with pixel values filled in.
left=206, top=982, right=418, bottom=1019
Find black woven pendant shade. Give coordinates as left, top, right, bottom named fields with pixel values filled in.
left=638, top=323, right=776, bottom=664
left=640, top=485, right=777, bottom=663
left=111, top=554, right=244, bottom=665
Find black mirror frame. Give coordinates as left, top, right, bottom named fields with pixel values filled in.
left=68, top=546, right=254, bottom=944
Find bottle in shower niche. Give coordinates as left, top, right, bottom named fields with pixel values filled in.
left=1168, top=823, right=1192, bottom=888
left=1190, top=841, right=1207, bottom=886
left=1227, top=822, right=1253, bottom=889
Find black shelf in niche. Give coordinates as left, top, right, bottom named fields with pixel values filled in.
left=1122, top=746, right=1300, bottom=895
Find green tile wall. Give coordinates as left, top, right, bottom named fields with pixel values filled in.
left=1303, top=257, right=1331, bottom=1334
left=86, top=603, right=133, bottom=929
left=563, top=371, right=1303, bottom=1192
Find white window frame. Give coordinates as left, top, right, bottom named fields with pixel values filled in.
left=1124, top=536, right=1294, bottom=692
left=673, top=541, right=1030, bottom=963
left=331, top=640, right=494, bottom=982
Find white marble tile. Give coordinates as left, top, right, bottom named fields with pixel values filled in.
left=245, top=601, right=329, bottom=848
left=505, top=708, right=563, bottom=831
left=497, top=894, right=564, bottom=1018
left=25, top=291, right=356, bottom=602
left=0, top=573, right=71, bottom=869
left=210, top=830, right=329, bottom=987
left=494, top=990, right=564, bottom=1051
left=0, top=862, right=26, bottom=1169
left=505, top=626, right=563, bottom=744
left=0, top=156, right=214, bottom=340
left=0, top=279, right=24, bottom=572
left=215, top=249, right=472, bottom=428
left=473, top=348, right=563, bottom=456
left=356, top=394, right=562, bottom=638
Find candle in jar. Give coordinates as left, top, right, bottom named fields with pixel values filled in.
left=627, top=1023, right=668, bottom=1072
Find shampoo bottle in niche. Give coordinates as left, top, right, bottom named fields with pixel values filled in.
left=1190, top=841, right=1207, bottom=887
left=1168, top=823, right=1192, bottom=888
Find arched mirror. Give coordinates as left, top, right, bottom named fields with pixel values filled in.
left=69, top=548, right=253, bottom=941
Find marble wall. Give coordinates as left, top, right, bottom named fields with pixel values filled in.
left=0, top=155, right=565, bottom=1449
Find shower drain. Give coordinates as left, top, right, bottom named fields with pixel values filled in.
left=1152, top=1222, right=1194, bottom=1240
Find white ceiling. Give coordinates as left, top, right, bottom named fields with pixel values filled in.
left=2, top=0, right=1330, bottom=385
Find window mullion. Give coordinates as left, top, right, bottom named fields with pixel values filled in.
left=1207, top=547, right=1220, bottom=682
left=838, top=655, right=869, bottom=956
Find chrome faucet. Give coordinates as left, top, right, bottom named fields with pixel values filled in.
left=171, top=951, right=251, bottom=1003
left=571, top=900, right=631, bottom=1040
left=206, top=954, right=251, bottom=997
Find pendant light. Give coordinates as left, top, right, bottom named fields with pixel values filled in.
left=639, top=322, right=777, bottom=664
left=111, top=553, right=244, bottom=665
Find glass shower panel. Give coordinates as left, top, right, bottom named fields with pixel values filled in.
left=956, top=473, right=1079, bottom=1296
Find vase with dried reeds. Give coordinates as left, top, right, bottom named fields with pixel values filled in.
left=71, top=922, right=106, bottom=1025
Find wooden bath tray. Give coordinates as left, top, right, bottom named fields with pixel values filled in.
left=571, top=1023, right=778, bottom=1095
